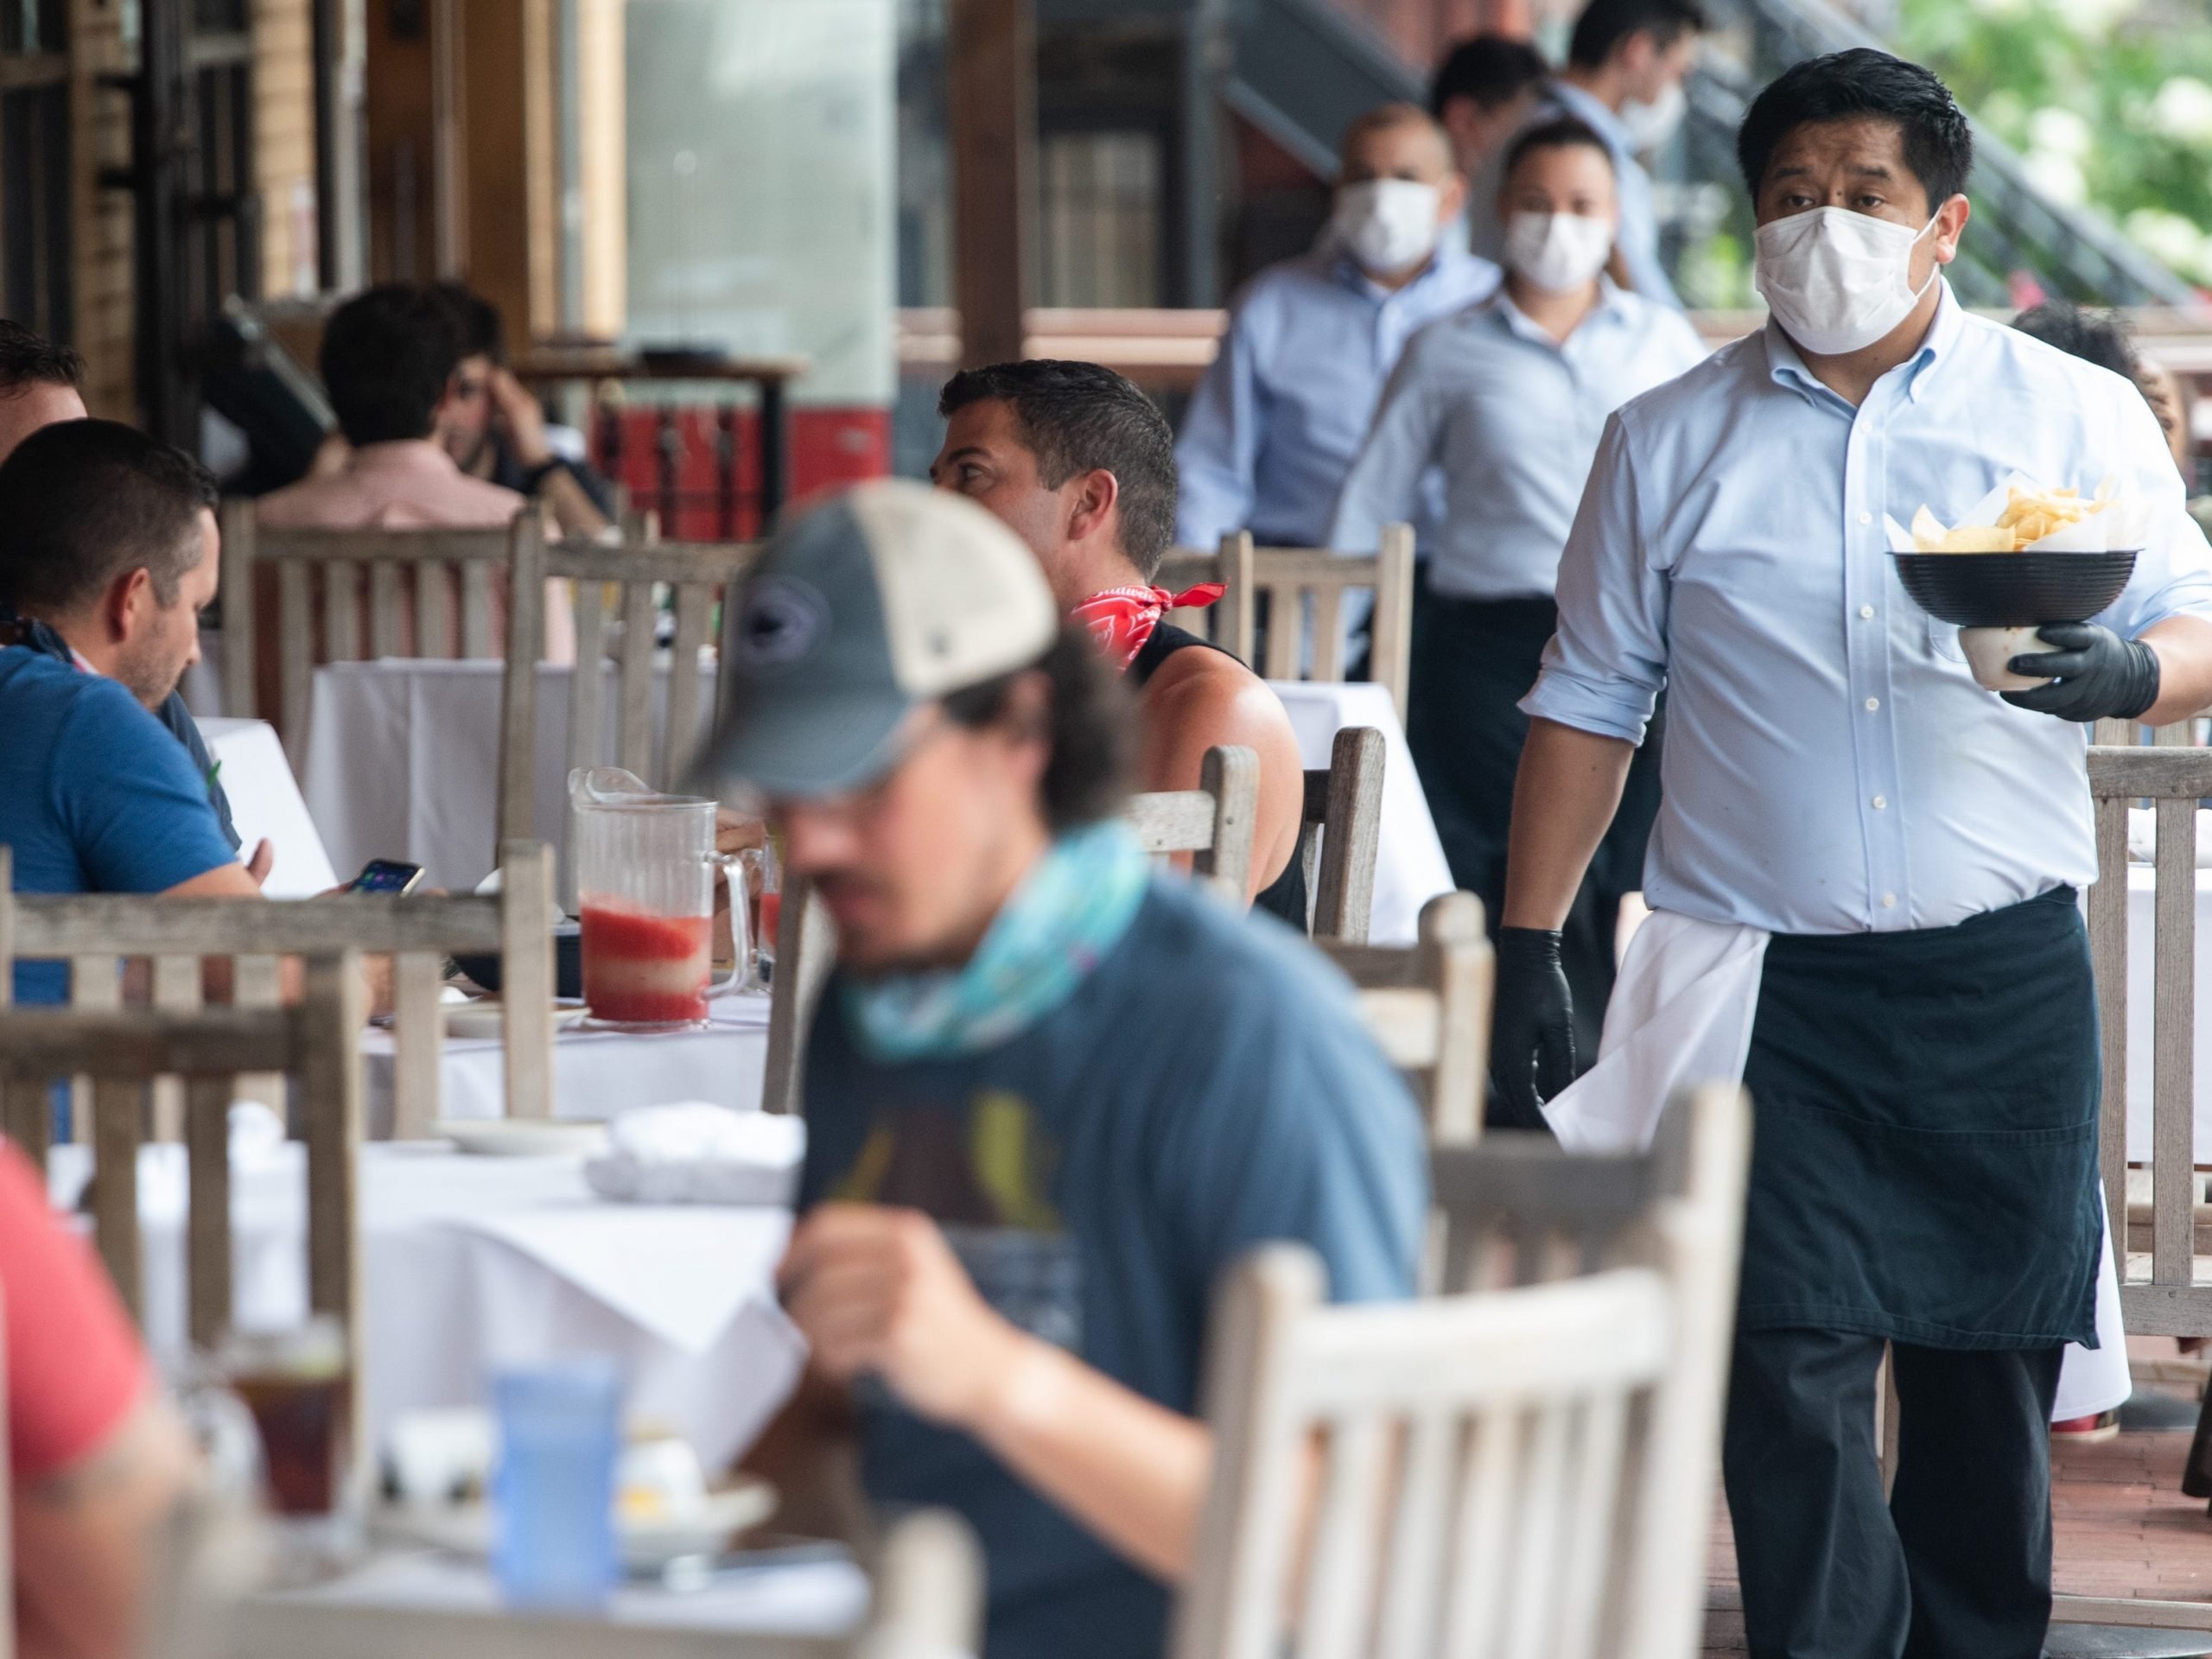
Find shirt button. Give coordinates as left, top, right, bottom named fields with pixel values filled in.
left=1872, top=795, right=1888, bottom=810
left=1864, top=697, right=1879, bottom=712
left=1859, top=605, right=1876, bottom=620
left=1882, top=893, right=1897, bottom=908
left=1858, top=510, right=1873, bottom=525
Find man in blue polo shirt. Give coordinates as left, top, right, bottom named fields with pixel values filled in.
left=0, top=420, right=253, bottom=1004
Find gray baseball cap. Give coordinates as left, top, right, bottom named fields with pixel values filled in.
left=696, top=480, right=1060, bottom=798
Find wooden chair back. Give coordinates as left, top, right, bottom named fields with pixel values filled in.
left=1157, top=536, right=1256, bottom=645
left=0, top=843, right=556, bottom=1140
left=218, top=501, right=537, bottom=763
left=497, top=531, right=759, bottom=852
left=1214, top=526, right=1414, bottom=721
left=1297, top=726, right=1387, bottom=943
left=759, top=745, right=1264, bottom=1118
left=0, top=965, right=365, bottom=1355
left=1171, top=1084, right=1750, bottom=1659
left=1319, top=892, right=1491, bottom=1145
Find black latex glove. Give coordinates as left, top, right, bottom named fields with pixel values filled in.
left=1491, top=927, right=1577, bottom=1130
left=2001, top=622, right=2160, bottom=723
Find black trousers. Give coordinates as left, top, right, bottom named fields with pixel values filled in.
left=1723, top=1327, right=2065, bottom=1659
left=1405, top=575, right=1661, bottom=1061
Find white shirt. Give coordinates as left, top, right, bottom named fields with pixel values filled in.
left=1522, top=282, right=2212, bottom=936
left=1328, top=280, right=1707, bottom=599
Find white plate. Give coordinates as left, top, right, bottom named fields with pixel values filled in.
left=435, top=1119, right=609, bottom=1158
left=443, top=1003, right=591, bottom=1041
left=376, top=1478, right=779, bottom=1572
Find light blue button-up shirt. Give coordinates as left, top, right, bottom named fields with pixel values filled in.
left=1522, top=283, right=2212, bottom=936
left=1328, top=279, right=1707, bottom=599
left=1173, top=244, right=1500, bottom=551
left=1463, top=79, right=1680, bottom=310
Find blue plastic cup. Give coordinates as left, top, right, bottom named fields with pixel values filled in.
left=490, top=1357, right=624, bottom=1610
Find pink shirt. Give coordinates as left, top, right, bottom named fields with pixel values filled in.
left=257, top=439, right=526, bottom=530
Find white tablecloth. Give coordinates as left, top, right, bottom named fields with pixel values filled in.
left=361, top=993, right=771, bottom=1135
left=299, top=658, right=1455, bottom=945
left=196, top=717, right=338, bottom=896
left=2120, top=864, right=2212, bottom=1164
left=48, top=1142, right=801, bottom=1471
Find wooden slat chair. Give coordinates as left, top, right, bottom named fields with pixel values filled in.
left=1171, top=1083, right=1750, bottom=1659
left=0, top=843, right=557, bottom=1141
left=1217, top=526, right=1415, bottom=722
left=759, top=746, right=1264, bottom=1117
left=0, top=964, right=364, bottom=1360
left=1318, top=891, right=1491, bottom=1145
left=1156, top=536, right=1256, bottom=645
left=221, top=1507, right=983, bottom=1659
left=1295, top=726, right=1387, bottom=943
left=496, top=529, right=760, bottom=852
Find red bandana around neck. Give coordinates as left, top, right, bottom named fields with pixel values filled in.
left=1071, top=582, right=1227, bottom=671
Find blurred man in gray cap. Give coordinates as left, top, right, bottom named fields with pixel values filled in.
left=716, top=480, right=1425, bottom=1659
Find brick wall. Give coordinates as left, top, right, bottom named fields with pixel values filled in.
left=67, top=0, right=134, bottom=421
left=255, top=0, right=318, bottom=299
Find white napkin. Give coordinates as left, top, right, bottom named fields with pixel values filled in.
left=584, top=1102, right=805, bottom=1206
left=2125, top=805, right=2212, bottom=867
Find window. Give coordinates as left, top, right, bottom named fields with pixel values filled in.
left=0, top=0, right=70, bottom=340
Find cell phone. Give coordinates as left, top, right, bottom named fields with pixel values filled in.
left=347, top=858, right=426, bottom=896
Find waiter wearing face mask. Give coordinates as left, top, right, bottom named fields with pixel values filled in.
left=1463, top=0, right=1707, bottom=309
left=1329, top=116, right=1704, bottom=1076
left=1497, top=49, right=2212, bottom=1659
left=1173, top=104, right=1497, bottom=556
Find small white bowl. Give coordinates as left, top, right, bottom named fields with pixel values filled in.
left=1961, top=625, right=2056, bottom=693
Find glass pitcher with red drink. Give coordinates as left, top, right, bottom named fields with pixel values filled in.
left=570, top=769, right=736, bottom=1029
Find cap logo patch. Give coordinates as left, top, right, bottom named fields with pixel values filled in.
left=733, top=575, right=829, bottom=674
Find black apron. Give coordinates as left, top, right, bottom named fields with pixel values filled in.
left=1129, top=622, right=1306, bottom=930
left=1738, top=885, right=2101, bottom=1350
left=1405, top=569, right=1660, bottom=1059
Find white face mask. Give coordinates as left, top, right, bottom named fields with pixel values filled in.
left=1618, top=80, right=1686, bottom=153
left=1753, top=206, right=1941, bottom=358
left=1504, top=211, right=1615, bottom=293
left=1332, top=179, right=1444, bottom=276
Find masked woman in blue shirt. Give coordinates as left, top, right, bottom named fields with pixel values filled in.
left=1331, top=115, right=1705, bottom=1078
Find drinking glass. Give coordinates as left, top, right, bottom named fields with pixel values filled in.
left=490, top=1357, right=623, bottom=1611
left=741, top=840, right=780, bottom=992
left=219, top=1317, right=351, bottom=1516
left=571, top=770, right=728, bottom=1028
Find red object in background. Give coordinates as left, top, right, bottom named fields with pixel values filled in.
left=757, top=889, right=782, bottom=950
left=593, top=405, right=891, bottom=540
left=581, top=901, right=712, bottom=1025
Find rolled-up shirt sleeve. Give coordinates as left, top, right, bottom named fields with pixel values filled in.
left=1327, top=334, right=1444, bottom=554
left=2099, top=385, right=2212, bottom=639
left=1519, top=413, right=1669, bottom=745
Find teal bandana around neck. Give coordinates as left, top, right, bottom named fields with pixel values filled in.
left=841, top=821, right=1151, bottom=1062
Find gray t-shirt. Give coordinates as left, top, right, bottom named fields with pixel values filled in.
left=799, top=877, right=1427, bottom=1659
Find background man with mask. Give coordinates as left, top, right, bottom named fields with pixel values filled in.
left=1173, top=103, right=1495, bottom=556
left=1430, top=32, right=1551, bottom=184
left=1330, top=116, right=1704, bottom=1084
left=1464, top=0, right=1707, bottom=309
left=1493, top=49, right=2212, bottom=1658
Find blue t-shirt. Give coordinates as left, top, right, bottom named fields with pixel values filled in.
left=0, top=646, right=238, bottom=1003
left=799, top=878, right=1428, bottom=1659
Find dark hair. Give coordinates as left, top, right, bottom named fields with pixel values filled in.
left=319, top=283, right=461, bottom=446
left=1431, top=34, right=1549, bottom=118
left=1737, top=48, right=1973, bottom=210
left=941, top=626, right=1133, bottom=832
left=0, top=419, right=217, bottom=613
left=0, top=321, right=83, bottom=396
left=2012, top=302, right=2139, bottom=380
left=1503, top=114, right=1617, bottom=181
left=432, top=282, right=506, bottom=365
left=938, top=360, right=1178, bottom=580
left=1567, top=0, right=1707, bottom=71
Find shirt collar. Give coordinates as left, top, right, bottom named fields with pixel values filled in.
left=1763, top=276, right=1961, bottom=409
left=1332, top=237, right=1472, bottom=304
left=1545, top=79, right=1632, bottom=151
left=1489, top=276, right=1630, bottom=348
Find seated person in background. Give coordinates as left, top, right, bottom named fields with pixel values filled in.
left=1173, top=103, right=1495, bottom=556
left=718, top=483, right=1425, bottom=1659
left=0, top=422, right=257, bottom=1004
left=255, top=283, right=573, bottom=711
left=0, top=1138, right=199, bottom=1659
left=2015, top=301, right=2200, bottom=492
left=931, top=360, right=1308, bottom=923
left=431, top=283, right=615, bottom=540
left=1432, top=32, right=1552, bottom=184
left=0, top=322, right=262, bottom=880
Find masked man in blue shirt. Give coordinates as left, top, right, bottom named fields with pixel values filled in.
left=1173, top=104, right=1497, bottom=555
left=1494, top=50, right=2212, bottom=1659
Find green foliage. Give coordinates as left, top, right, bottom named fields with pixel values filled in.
left=1894, top=0, right=2212, bottom=288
